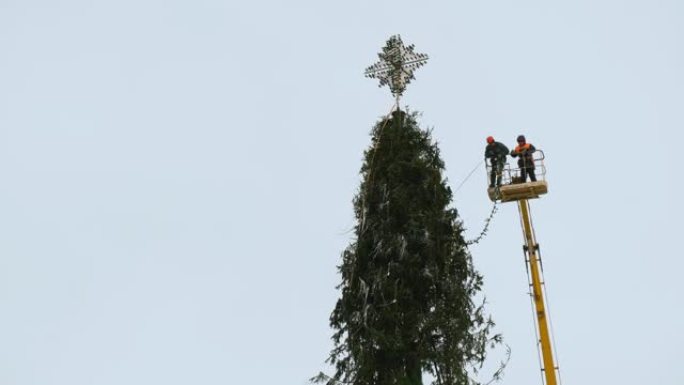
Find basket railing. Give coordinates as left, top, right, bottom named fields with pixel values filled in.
left=485, top=149, right=546, bottom=186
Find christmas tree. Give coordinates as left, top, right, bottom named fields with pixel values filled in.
left=315, top=36, right=501, bottom=385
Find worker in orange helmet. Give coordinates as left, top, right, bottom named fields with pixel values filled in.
left=484, top=136, right=509, bottom=188
left=510, top=134, right=537, bottom=182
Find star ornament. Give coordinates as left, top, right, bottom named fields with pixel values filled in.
left=364, top=35, right=429, bottom=99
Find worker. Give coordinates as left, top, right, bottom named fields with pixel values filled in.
left=484, top=136, right=509, bottom=188
left=510, top=134, right=537, bottom=182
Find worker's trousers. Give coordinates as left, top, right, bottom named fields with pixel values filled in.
left=490, top=161, right=504, bottom=187
left=520, top=164, right=537, bottom=182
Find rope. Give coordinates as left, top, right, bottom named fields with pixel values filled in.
left=453, top=159, right=484, bottom=195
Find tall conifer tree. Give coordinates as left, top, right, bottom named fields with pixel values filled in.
left=317, top=109, right=499, bottom=385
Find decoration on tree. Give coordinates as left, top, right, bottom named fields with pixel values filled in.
left=364, top=35, right=429, bottom=103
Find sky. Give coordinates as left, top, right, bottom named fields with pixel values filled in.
left=1, top=1, right=683, bottom=384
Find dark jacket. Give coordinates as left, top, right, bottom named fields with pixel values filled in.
left=510, top=143, right=536, bottom=168
left=484, top=142, right=509, bottom=164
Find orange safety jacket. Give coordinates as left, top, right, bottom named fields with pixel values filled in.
left=514, top=143, right=533, bottom=153
left=511, top=143, right=536, bottom=168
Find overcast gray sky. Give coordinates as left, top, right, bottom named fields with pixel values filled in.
left=1, top=1, right=682, bottom=384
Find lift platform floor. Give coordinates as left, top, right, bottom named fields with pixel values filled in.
left=488, top=181, right=548, bottom=202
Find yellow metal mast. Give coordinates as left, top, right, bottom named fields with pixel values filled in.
left=517, top=198, right=558, bottom=385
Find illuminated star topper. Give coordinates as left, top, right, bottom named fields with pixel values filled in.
left=364, top=35, right=429, bottom=101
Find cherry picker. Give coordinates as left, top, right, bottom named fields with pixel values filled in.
left=486, top=150, right=561, bottom=385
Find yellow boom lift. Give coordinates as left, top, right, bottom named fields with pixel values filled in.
left=486, top=151, right=561, bottom=385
